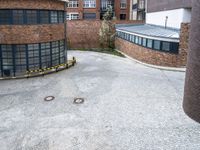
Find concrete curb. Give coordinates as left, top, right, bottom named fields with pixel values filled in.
left=116, top=49, right=186, bottom=72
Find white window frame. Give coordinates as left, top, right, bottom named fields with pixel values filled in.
left=83, top=0, right=96, bottom=8
left=66, top=13, right=79, bottom=20
left=68, top=0, right=79, bottom=8
left=120, top=0, right=127, bottom=9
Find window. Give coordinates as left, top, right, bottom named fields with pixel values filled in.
left=1, top=45, right=13, bottom=76
left=138, top=0, right=145, bottom=9
left=58, top=11, right=64, bottom=23
left=116, top=30, right=179, bottom=54
left=131, top=35, right=135, bottom=43
left=40, top=10, right=49, bottom=24
left=101, top=0, right=113, bottom=10
left=120, top=14, right=126, bottom=20
left=83, top=13, right=96, bottom=20
left=0, top=10, right=11, bottom=25
left=26, top=10, right=37, bottom=24
left=13, top=10, right=24, bottom=24
left=142, top=38, right=147, bottom=47
left=135, top=36, right=139, bottom=44
left=51, top=41, right=60, bottom=66
left=153, top=40, right=161, bottom=50
left=162, top=42, right=170, bottom=51
left=0, top=9, right=64, bottom=25
left=138, top=37, right=142, bottom=45
left=68, top=0, right=79, bottom=8
left=67, top=13, right=79, bottom=20
left=83, top=0, right=96, bottom=8
left=15, top=45, right=27, bottom=73
left=120, top=0, right=127, bottom=8
left=147, top=39, right=153, bottom=48
left=28, top=44, right=40, bottom=70
left=41, top=42, right=51, bottom=68
left=51, top=11, right=58, bottom=23
left=59, top=40, right=65, bottom=64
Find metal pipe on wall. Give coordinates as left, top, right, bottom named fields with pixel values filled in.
left=183, top=0, right=200, bottom=123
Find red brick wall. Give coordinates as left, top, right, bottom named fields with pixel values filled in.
left=0, top=0, right=65, bottom=44
left=0, top=0, right=64, bottom=10
left=67, top=0, right=130, bottom=20
left=0, top=24, right=65, bottom=44
left=115, top=23, right=190, bottom=67
left=67, top=20, right=144, bottom=49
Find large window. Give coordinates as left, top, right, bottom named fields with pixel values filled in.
left=28, top=44, right=40, bottom=70
left=101, top=0, right=114, bottom=10
left=153, top=40, right=161, bottom=50
left=0, top=40, right=66, bottom=77
left=68, top=0, right=79, bottom=8
left=116, top=30, right=179, bottom=54
left=26, top=10, right=37, bottom=24
left=120, top=0, right=127, bottom=8
left=51, top=11, right=58, bottom=23
left=15, top=45, right=27, bottom=74
left=1, top=45, right=13, bottom=76
left=40, top=11, right=50, bottom=24
left=41, top=42, right=51, bottom=68
left=51, top=41, right=60, bottom=66
left=0, top=9, right=64, bottom=25
left=0, top=10, right=11, bottom=25
left=83, top=0, right=96, bottom=8
left=13, top=10, right=24, bottom=24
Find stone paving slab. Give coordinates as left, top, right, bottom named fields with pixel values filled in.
left=0, top=51, right=200, bottom=150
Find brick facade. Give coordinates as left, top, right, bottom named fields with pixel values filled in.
left=115, top=23, right=190, bottom=67
left=0, top=24, right=65, bottom=44
left=67, top=0, right=130, bottom=20
left=0, top=0, right=65, bottom=44
left=0, top=0, right=64, bottom=10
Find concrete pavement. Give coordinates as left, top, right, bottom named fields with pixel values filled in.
left=0, top=51, right=200, bottom=150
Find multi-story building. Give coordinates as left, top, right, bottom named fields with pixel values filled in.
left=67, top=0, right=130, bottom=20
left=0, top=0, right=68, bottom=78
left=115, top=0, right=192, bottom=67
left=130, top=0, right=146, bottom=20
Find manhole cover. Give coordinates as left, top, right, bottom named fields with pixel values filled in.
left=44, top=96, right=55, bottom=101
left=74, top=98, right=84, bottom=104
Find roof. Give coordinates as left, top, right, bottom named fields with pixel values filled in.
left=116, top=24, right=180, bottom=42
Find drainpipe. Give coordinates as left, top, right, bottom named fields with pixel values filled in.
left=183, top=0, right=200, bottom=123
left=165, top=16, right=168, bottom=29
left=61, top=0, right=68, bottom=63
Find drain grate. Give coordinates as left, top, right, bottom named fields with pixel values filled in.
left=74, top=98, right=84, bottom=104
left=44, top=96, right=55, bottom=101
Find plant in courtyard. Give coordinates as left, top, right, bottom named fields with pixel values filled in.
left=99, top=5, right=115, bottom=49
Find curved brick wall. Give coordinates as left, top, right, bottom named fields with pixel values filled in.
left=0, top=0, right=65, bottom=44
left=0, top=24, right=65, bottom=44
left=0, top=0, right=67, bottom=78
left=115, top=23, right=189, bottom=67
left=0, top=0, right=64, bottom=10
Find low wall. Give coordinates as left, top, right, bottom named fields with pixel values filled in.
left=115, top=23, right=190, bottom=67
left=67, top=20, right=144, bottom=49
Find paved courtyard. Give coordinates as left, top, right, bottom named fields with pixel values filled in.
left=0, top=51, right=200, bottom=150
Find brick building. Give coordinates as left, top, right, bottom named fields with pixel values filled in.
left=67, top=0, right=130, bottom=20
left=115, top=0, right=191, bottom=67
left=0, top=0, right=68, bottom=78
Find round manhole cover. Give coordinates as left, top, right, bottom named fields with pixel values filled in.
left=44, top=96, right=55, bottom=101
left=74, top=98, right=84, bottom=104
